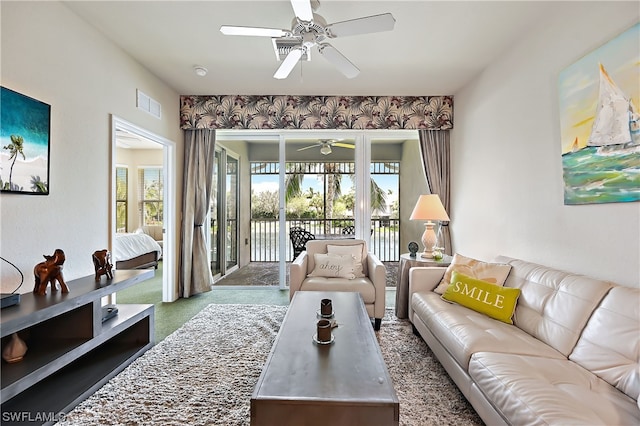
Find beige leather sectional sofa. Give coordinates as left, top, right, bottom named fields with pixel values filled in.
left=408, top=255, right=639, bottom=425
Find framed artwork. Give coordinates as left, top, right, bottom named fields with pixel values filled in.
left=558, top=23, right=639, bottom=205
left=1, top=87, right=51, bottom=195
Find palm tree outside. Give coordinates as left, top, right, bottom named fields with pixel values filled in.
left=284, top=161, right=389, bottom=233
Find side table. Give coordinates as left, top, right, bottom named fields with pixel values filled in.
left=395, top=253, right=452, bottom=319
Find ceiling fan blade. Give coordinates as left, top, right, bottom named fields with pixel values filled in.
left=297, top=144, right=320, bottom=151
left=274, top=48, right=303, bottom=79
left=220, top=26, right=289, bottom=37
left=290, top=0, right=313, bottom=22
left=332, top=142, right=355, bottom=149
left=318, top=44, right=359, bottom=79
left=325, top=13, right=396, bottom=38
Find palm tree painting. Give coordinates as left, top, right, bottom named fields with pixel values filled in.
left=1, top=87, right=51, bottom=194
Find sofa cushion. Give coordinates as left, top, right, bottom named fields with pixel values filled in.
left=469, top=352, right=640, bottom=426
left=441, top=271, right=521, bottom=324
left=411, top=291, right=564, bottom=368
left=327, top=244, right=365, bottom=277
left=300, top=277, right=375, bottom=304
left=308, top=253, right=356, bottom=279
left=569, top=286, right=640, bottom=400
left=495, top=256, right=614, bottom=357
left=435, top=253, right=512, bottom=294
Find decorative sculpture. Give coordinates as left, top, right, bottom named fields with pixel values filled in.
left=2, top=332, right=27, bottom=363
left=33, top=249, right=68, bottom=295
left=92, top=249, right=113, bottom=281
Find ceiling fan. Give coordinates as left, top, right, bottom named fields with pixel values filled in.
left=297, top=139, right=355, bottom=155
left=220, top=0, right=395, bottom=79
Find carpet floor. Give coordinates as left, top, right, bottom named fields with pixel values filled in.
left=58, top=304, right=483, bottom=426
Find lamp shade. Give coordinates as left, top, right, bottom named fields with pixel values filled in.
left=409, top=194, right=450, bottom=221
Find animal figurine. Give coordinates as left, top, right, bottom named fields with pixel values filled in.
left=33, top=249, right=68, bottom=295
left=92, top=249, right=113, bottom=281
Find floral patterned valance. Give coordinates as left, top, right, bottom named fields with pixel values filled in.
left=180, top=95, right=453, bottom=130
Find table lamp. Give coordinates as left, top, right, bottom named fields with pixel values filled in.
left=409, top=194, right=450, bottom=258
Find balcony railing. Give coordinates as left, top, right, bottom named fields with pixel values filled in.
left=250, top=219, right=399, bottom=262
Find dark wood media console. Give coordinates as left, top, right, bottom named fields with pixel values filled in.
left=0, top=269, right=154, bottom=425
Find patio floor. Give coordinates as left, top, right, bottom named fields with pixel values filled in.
left=213, top=262, right=399, bottom=287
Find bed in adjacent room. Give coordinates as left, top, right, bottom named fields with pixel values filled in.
left=114, top=231, right=163, bottom=270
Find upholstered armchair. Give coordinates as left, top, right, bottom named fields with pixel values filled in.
left=289, top=239, right=386, bottom=330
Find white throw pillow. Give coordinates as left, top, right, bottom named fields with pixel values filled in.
left=308, top=253, right=356, bottom=279
left=434, top=253, right=512, bottom=294
left=326, top=244, right=365, bottom=277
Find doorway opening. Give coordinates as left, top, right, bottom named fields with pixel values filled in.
left=110, top=115, right=177, bottom=302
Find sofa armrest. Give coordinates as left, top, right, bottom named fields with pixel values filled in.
left=289, top=251, right=308, bottom=300
left=366, top=252, right=386, bottom=319
left=408, top=267, right=447, bottom=320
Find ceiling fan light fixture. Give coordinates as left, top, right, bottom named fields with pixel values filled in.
left=320, top=143, right=332, bottom=155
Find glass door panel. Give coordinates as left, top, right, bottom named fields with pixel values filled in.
left=285, top=137, right=355, bottom=246
left=210, top=150, right=222, bottom=279
left=226, top=156, right=238, bottom=271
left=370, top=138, right=403, bottom=262
left=249, top=143, right=280, bottom=263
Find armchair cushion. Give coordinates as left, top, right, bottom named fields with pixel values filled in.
left=298, top=277, right=376, bottom=303
left=326, top=244, right=365, bottom=277
left=306, top=239, right=369, bottom=276
left=308, top=253, right=356, bottom=279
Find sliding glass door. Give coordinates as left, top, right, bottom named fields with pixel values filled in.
left=216, top=129, right=416, bottom=288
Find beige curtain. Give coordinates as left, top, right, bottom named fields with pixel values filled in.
left=179, top=129, right=216, bottom=297
left=418, top=130, right=452, bottom=255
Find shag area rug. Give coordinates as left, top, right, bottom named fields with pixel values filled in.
left=58, top=304, right=483, bottom=426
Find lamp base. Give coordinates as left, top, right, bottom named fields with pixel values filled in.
left=420, top=222, right=438, bottom=260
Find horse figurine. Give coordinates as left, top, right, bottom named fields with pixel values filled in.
left=33, top=249, right=68, bottom=295
left=92, top=249, right=113, bottom=281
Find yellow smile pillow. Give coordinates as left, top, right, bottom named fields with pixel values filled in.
left=442, top=271, right=521, bottom=324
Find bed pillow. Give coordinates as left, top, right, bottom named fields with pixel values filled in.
left=434, top=253, right=512, bottom=294
left=308, top=253, right=356, bottom=279
left=442, top=271, right=521, bottom=324
left=326, top=244, right=365, bottom=277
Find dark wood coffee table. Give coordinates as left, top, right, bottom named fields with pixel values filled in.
left=251, top=291, right=399, bottom=426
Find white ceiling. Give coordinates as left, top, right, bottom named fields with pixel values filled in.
left=63, top=1, right=552, bottom=96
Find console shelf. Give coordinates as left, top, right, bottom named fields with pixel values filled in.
left=1, top=269, right=154, bottom=425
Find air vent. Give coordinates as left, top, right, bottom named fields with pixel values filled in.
left=136, top=89, right=161, bottom=119
left=272, top=38, right=310, bottom=61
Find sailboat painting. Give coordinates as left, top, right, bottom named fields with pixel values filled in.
left=558, top=23, right=639, bottom=205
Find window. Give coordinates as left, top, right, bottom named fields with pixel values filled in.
left=116, top=167, right=128, bottom=232
left=139, top=167, right=163, bottom=226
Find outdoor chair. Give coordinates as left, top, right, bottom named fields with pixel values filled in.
left=341, top=225, right=355, bottom=235
left=289, top=239, right=386, bottom=330
left=289, top=227, right=315, bottom=260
